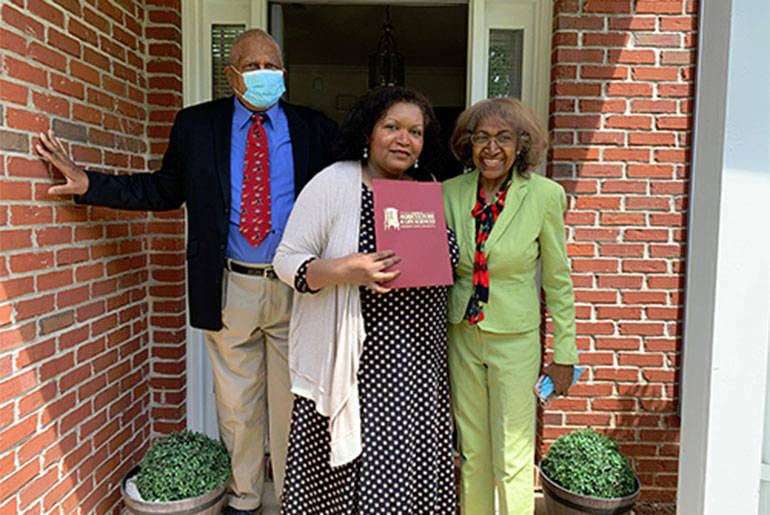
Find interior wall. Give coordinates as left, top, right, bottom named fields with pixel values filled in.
left=288, top=65, right=465, bottom=125
left=279, top=3, right=467, bottom=125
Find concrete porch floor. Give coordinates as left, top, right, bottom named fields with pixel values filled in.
left=260, top=481, right=548, bottom=514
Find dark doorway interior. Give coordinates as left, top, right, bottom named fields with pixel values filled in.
left=274, top=3, right=468, bottom=179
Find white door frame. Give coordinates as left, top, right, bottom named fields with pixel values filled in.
left=181, top=0, right=268, bottom=438
left=467, top=0, right=552, bottom=124
left=181, top=0, right=554, bottom=436
left=677, top=0, right=770, bottom=513
left=182, top=0, right=267, bottom=107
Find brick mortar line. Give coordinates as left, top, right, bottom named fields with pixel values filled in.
left=0, top=385, right=150, bottom=478
left=0, top=6, right=184, bottom=514
left=0, top=344, right=151, bottom=417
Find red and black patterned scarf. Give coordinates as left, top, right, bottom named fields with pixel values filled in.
left=465, top=173, right=513, bottom=325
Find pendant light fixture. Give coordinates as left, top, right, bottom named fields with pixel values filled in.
left=368, top=6, right=405, bottom=88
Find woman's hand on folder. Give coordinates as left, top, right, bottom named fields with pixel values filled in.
left=306, top=250, right=401, bottom=293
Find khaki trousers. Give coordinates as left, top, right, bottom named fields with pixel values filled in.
left=448, top=323, right=541, bottom=515
left=203, top=268, right=293, bottom=511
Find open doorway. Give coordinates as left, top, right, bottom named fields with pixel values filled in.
left=186, top=0, right=555, bottom=437
left=273, top=3, right=468, bottom=179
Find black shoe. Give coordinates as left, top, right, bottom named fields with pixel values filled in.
left=222, top=506, right=263, bottom=515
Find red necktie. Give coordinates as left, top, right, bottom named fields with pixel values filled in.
left=239, top=114, right=271, bottom=246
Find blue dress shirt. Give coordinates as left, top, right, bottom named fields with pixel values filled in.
left=227, top=98, right=295, bottom=264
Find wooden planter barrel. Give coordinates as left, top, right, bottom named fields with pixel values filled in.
left=538, top=463, right=640, bottom=515
left=121, top=466, right=227, bottom=515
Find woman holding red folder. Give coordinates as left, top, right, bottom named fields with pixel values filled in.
left=273, top=87, right=458, bottom=513
left=442, top=98, right=579, bottom=514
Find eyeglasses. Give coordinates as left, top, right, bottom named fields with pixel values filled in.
left=470, top=132, right=517, bottom=147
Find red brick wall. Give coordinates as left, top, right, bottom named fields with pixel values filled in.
left=541, top=0, right=697, bottom=507
left=1, top=0, right=699, bottom=511
left=0, top=0, right=183, bottom=512
left=144, top=0, right=185, bottom=438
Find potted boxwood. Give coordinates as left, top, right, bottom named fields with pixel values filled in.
left=121, top=430, right=232, bottom=515
left=538, top=428, right=640, bottom=514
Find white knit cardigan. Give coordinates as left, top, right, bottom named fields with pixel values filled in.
left=272, top=161, right=366, bottom=467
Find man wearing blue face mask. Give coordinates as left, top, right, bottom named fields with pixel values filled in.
left=36, top=29, right=337, bottom=515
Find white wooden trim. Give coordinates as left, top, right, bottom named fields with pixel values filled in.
left=466, top=0, right=487, bottom=105
left=252, top=0, right=267, bottom=30
left=182, top=0, right=220, bottom=438
left=182, top=0, right=203, bottom=108
left=762, top=464, right=770, bottom=483
left=466, top=0, right=552, bottom=121
left=532, top=0, right=552, bottom=125
left=678, top=0, right=770, bottom=513
left=181, top=0, right=268, bottom=437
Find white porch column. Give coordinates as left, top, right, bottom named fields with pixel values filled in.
left=677, top=0, right=770, bottom=513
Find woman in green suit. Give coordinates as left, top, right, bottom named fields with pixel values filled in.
left=443, top=98, right=579, bottom=514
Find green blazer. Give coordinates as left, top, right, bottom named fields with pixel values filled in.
left=442, top=170, right=578, bottom=364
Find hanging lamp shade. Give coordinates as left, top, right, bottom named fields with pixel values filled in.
left=368, top=6, right=404, bottom=88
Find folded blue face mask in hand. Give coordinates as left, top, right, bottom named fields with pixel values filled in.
left=534, top=365, right=586, bottom=404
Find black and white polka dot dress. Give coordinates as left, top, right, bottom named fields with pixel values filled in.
left=281, top=185, right=459, bottom=514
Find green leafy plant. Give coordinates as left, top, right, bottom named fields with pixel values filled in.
left=541, top=428, right=637, bottom=499
left=135, top=430, right=231, bottom=502
left=488, top=45, right=511, bottom=98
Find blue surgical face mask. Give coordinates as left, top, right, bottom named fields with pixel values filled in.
left=232, top=67, right=286, bottom=109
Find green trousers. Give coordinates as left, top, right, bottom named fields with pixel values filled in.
left=448, top=323, right=541, bottom=515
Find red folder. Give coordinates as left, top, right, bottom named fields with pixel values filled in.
left=372, top=179, right=453, bottom=289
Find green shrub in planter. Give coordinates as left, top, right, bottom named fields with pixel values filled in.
left=135, top=430, right=231, bottom=502
left=540, top=428, right=636, bottom=499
